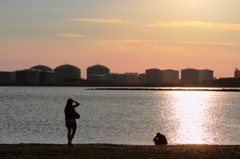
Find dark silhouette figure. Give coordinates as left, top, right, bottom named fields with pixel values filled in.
left=64, top=98, right=80, bottom=147
left=153, top=133, right=168, bottom=145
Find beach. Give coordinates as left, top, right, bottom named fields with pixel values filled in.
left=1, top=144, right=240, bottom=159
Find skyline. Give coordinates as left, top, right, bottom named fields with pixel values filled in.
left=1, top=0, right=240, bottom=78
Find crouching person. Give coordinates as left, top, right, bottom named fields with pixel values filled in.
left=153, top=133, right=168, bottom=145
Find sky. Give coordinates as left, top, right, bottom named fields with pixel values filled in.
left=1, top=0, right=240, bottom=79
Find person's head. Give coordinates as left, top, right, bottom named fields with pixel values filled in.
left=156, top=133, right=161, bottom=137
left=65, top=99, right=73, bottom=120
left=67, top=98, right=73, bottom=106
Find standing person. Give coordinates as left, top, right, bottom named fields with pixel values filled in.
left=64, top=98, right=80, bottom=147
left=153, top=133, right=168, bottom=145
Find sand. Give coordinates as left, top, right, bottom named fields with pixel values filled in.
left=1, top=144, right=240, bottom=158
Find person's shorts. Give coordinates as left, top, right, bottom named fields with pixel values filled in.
left=65, top=121, right=77, bottom=129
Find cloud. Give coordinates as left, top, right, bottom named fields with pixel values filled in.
left=103, top=40, right=240, bottom=46
left=55, top=34, right=84, bottom=37
left=69, top=18, right=131, bottom=24
left=148, top=21, right=240, bottom=30
left=103, top=40, right=240, bottom=52
left=103, top=40, right=165, bottom=47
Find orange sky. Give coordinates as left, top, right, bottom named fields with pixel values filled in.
left=1, top=0, right=240, bottom=78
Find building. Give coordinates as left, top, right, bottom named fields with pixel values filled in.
left=30, top=65, right=54, bottom=83
left=125, top=73, right=138, bottom=85
left=0, top=71, right=11, bottom=84
left=138, top=73, right=146, bottom=84
left=118, top=74, right=128, bottom=85
left=181, top=68, right=199, bottom=85
left=87, top=74, right=105, bottom=83
left=146, top=68, right=164, bottom=85
left=16, top=69, right=40, bottom=84
left=54, top=64, right=81, bottom=82
left=105, top=73, right=119, bottom=84
left=213, top=78, right=240, bottom=87
left=30, top=65, right=53, bottom=72
left=235, top=68, right=240, bottom=78
left=199, top=69, right=214, bottom=86
left=87, top=64, right=110, bottom=77
left=163, top=69, right=179, bottom=85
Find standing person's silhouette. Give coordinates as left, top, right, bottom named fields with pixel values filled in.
left=64, top=98, right=80, bottom=147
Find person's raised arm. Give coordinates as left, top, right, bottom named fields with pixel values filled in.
left=73, top=100, right=80, bottom=107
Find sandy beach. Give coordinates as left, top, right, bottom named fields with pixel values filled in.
left=1, top=144, right=240, bottom=159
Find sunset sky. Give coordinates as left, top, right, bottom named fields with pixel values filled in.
left=1, top=0, right=240, bottom=78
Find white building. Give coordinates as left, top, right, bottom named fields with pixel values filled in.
left=87, top=74, right=102, bottom=82
left=125, top=73, right=138, bottom=85
left=199, top=69, right=214, bottom=83
left=87, top=64, right=110, bottom=76
left=163, top=69, right=179, bottom=85
left=54, top=64, right=81, bottom=82
left=138, top=73, right=146, bottom=84
left=105, top=73, right=119, bottom=84
left=181, top=68, right=199, bottom=85
left=44, top=71, right=55, bottom=82
left=118, top=74, right=128, bottom=84
left=88, top=74, right=105, bottom=83
left=16, top=69, right=40, bottom=84
left=99, top=74, right=106, bottom=82
left=235, top=68, right=240, bottom=78
left=146, top=68, right=164, bottom=85
left=30, top=65, right=53, bottom=72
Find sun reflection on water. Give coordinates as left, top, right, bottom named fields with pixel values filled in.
left=168, top=91, right=214, bottom=144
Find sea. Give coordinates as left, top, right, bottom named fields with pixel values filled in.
left=1, top=86, right=240, bottom=145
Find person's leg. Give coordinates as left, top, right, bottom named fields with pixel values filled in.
left=67, top=127, right=72, bottom=143
left=66, top=122, right=73, bottom=146
left=70, top=128, right=76, bottom=143
left=68, top=122, right=77, bottom=146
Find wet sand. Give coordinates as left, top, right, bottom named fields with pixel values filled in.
left=1, top=144, right=240, bottom=158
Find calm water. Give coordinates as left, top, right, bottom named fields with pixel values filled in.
left=1, top=86, right=240, bottom=145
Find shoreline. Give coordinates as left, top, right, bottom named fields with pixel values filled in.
left=1, top=143, right=240, bottom=158
left=88, top=87, right=240, bottom=92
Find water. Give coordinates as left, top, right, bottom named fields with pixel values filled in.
left=1, top=86, right=240, bottom=145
